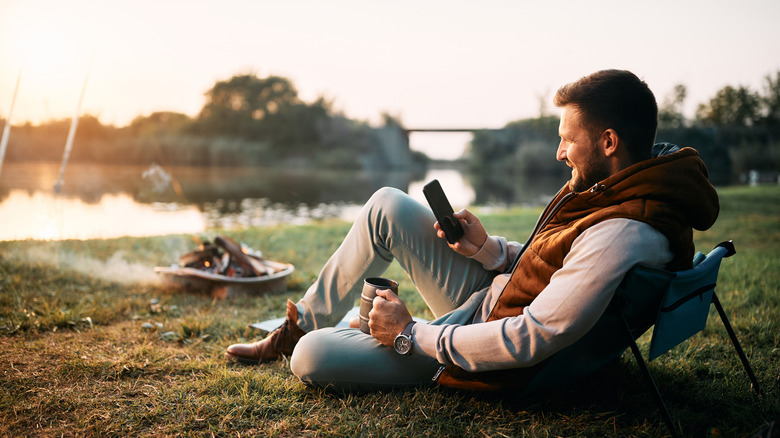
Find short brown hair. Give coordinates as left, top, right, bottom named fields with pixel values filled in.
left=554, top=70, right=658, bottom=162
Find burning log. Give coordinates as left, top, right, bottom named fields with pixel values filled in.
left=178, top=236, right=283, bottom=278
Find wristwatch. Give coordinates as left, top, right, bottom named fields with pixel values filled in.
left=394, top=321, right=416, bottom=355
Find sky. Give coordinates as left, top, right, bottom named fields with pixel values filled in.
left=1, top=0, right=779, bottom=159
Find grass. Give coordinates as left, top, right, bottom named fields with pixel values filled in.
left=1, top=185, right=778, bottom=437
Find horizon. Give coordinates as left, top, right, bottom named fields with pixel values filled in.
left=1, top=0, right=779, bottom=159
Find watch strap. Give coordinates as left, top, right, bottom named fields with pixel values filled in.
left=394, top=321, right=416, bottom=355
left=401, top=321, right=416, bottom=336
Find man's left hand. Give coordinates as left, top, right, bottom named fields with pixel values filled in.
left=369, top=288, right=413, bottom=347
left=434, top=209, right=488, bottom=257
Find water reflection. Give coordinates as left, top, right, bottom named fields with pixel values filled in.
left=468, top=170, right=564, bottom=207
left=0, top=190, right=205, bottom=241
left=0, top=163, right=565, bottom=241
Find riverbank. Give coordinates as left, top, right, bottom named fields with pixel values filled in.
left=1, top=185, right=778, bottom=436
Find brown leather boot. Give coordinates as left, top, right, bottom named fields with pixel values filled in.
left=225, top=299, right=306, bottom=365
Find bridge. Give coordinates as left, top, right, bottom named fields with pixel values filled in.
left=372, top=126, right=508, bottom=167
left=402, top=128, right=507, bottom=152
left=402, top=127, right=505, bottom=135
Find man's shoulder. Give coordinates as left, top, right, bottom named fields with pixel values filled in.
left=573, top=218, right=673, bottom=268
left=579, top=217, right=668, bottom=243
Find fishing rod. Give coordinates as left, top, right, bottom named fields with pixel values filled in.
left=0, top=63, right=24, bottom=180
left=54, top=54, right=93, bottom=193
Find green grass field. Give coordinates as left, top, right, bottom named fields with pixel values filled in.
left=1, top=185, right=778, bottom=437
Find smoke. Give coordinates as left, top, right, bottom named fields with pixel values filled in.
left=11, top=246, right=160, bottom=285
left=142, top=163, right=173, bottom=194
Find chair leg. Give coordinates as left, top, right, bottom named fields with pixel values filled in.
left=620, top=313, right=680, bottom=438
left=711, top=293, right=762, bottom=396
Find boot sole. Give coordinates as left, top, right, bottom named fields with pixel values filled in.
left=224, top=351, right=266, bottom=365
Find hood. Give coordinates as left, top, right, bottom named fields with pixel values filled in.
left=582, top=147, right=720, bottom=232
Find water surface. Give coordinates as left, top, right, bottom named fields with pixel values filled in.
left=0, top=162, right=563, bottom=240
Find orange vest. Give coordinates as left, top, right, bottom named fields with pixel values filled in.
left=437, top=147, right=719, bottom=391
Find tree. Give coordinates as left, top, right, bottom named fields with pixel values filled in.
left=264, top=99, right=329, bottom=155
left=658, top=84, right=687, bottom=129
left=196, top=74, right=301, bottom=140
left=759, top=71, right=780, bottom=128
left=128, top=112, right=191, bottom=137
left=695, top=85, right=760, bottom=127
left=193, top=73, right=335, bottom=159
left=467, top=115, right=560, bottom=171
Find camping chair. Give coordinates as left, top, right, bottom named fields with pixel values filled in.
left=615, top=240, right=762, bottom=437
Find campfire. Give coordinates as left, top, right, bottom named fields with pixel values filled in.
left=155, top=236, right=294, bottom=298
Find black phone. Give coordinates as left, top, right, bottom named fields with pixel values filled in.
left=423, top=179, right=465, bottom=244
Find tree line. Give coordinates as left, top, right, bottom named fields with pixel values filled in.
left=2, top=71, right=778, bottom=184
left=0, top=73, right=425, bottom=170
left=468, top=71, right=780, bottom=185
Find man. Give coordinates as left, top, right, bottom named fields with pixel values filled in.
left=225, top=69, right=719, bottom=393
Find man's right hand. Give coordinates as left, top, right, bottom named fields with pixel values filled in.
left=434, top=209, right=488, bottom=257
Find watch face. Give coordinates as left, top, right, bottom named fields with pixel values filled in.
left=394, top=335, right=412, bottom=355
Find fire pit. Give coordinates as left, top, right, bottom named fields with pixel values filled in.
left=154, top=236, right=294, bottom=299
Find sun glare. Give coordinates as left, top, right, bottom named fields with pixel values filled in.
left=0, top=190, right=207, bottom=241
left=2, top=2, right=77, bottom=71
left=18, top=24, right=76, bottom=73
left=0, top=1, right=97, bottom=123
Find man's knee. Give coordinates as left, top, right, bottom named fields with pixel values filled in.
left=289, top=329, right=331, bottom=384
left=290, top=327, right=369, bottom=388
left=365, top=186, right=428, bottom=228
left=290, top=327, right=438, bottom=392
left=366, top=187, right=408, bottom=215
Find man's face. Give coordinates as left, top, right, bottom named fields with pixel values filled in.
left=557, top=106, right=612, bottom=193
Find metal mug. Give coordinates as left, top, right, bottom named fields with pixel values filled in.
left=359, top=277, right=399, bottom=334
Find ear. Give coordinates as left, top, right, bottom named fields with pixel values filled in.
left=600, top=129, right=620, bottom=157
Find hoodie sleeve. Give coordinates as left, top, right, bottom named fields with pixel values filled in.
left=468, top=235, right=523, bottom=273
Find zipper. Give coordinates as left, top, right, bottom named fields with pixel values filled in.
left=507, top=189, right=576, bottom=272
left=506, top=182, right=604, bottom=272
left=485, top=189, right=577, bottom=321
left=432, top=365, right=446, bottom=382
left=589, top=183, right=606, bottom=193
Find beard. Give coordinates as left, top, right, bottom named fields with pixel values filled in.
left=568, top=150, right=613, bottom=193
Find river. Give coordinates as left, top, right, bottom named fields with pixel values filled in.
left=0, top=162, right=564, bottom=241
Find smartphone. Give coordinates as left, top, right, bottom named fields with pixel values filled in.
left=423, top=179, right=464, bottom=244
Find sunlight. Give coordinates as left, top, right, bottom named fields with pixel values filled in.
left=0, top=190, right=206, bottom=241
left=3, top=6, right=76, bottom=75
left=0, top=1, right=91, bottom=124
left=36, top=216, right=61, bottom=241
left=409, top=132, right=473, bottom=161
left=407, top=169, right=475, bottom=210
left=20, top=24, right=75, bottom=74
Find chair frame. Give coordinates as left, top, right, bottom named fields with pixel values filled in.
left=617, top=241, right=761, bottom=437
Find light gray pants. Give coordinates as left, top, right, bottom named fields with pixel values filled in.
left=289, top=187, right=496, bottom=391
